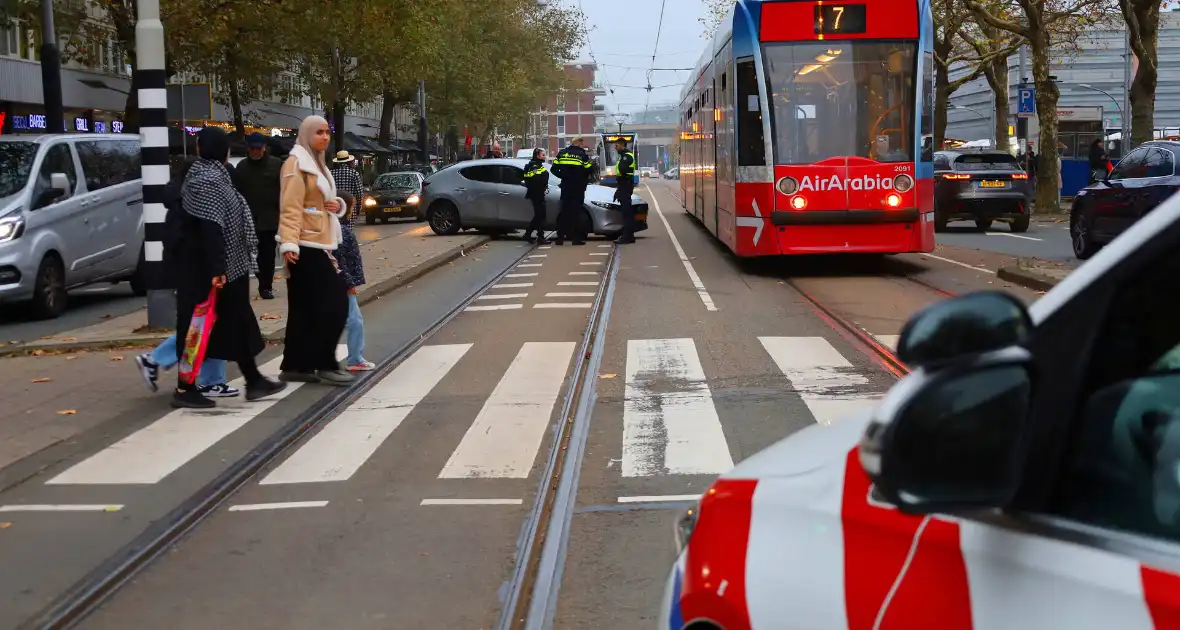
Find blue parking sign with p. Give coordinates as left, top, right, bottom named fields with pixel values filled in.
left=1018, top=88, right=1036, bottom=115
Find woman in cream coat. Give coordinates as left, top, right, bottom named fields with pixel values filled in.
left=276, top=116, right=355, bottom=386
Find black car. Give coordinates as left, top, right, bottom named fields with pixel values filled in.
left=933, top=149, right=1032, bottom=232
left=1070, top=140, right=1179, bottom=259
left=362, top=171, right=424, bottom=224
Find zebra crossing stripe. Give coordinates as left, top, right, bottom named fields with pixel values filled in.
left=439, top=342, right=576, bottom=479
left=622, top=338, right=733, bottom=477
left=47, top=346, right=346, bottom=486
left=260, top=344, right=471, bottom=485
left=758, top=337, right=880, bottom=426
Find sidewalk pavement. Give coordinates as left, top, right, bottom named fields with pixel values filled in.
left=0, top=231, right=489, bottom=483
left=920, top=244, right=1077, bottom=294
left=0, top=230, right=490, bottom=357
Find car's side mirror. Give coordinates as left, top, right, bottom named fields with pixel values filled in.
left=859, top=361, right=1032, bottom=514
left=897, top=291, right=1031, bottom=369
left=50, top=173, right=71, bottom=194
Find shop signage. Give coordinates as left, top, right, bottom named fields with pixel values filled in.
left=11, top=114, right=48, bottom=131
left=112, top=121, right=124, bottom=133
left=74, top=117, right=89, bottom=132
left=94, top=121, right=107, bottom=133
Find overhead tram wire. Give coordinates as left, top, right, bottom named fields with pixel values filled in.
left=577, top=0, right=620, bottom=112
left=642, top=0, right=669, bottom=124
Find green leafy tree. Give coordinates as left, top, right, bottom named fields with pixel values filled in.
left=699, top=0, right=731, bottom=38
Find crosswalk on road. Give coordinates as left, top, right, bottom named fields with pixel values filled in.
left=44, top=336, right=889, bottom=495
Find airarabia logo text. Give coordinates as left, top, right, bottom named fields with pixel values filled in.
left=798, top=175, right=894, bottom=192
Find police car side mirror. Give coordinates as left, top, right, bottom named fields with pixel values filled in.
left=858, top=358, right=1033, bottom=515
left=897, top=291, right=1032, bottom=369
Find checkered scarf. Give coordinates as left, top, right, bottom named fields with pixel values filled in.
left=331, top=164, right=364, bottom=228
left=182, top=158, right=259, bottom=282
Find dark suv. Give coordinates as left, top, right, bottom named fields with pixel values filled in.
left=933, top=149, right=1032, bottom=232
left=1070, top=140, right=1180, bottom=259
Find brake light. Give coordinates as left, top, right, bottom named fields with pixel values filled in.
left=790, top=195, right=807, bottom=210
left=1011, top=173, right=1028, bottom=180
left=885, top=193, right=902, bottom=208
left=942, top=174, right=970, bottom=180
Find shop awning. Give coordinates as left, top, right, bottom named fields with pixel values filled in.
left=327, top=132, right=392, bottom=156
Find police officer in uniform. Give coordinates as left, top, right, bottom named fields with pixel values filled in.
left=522, top=148, right=550, bottom=244
left=550, top=136, right=594, bottom=245
left=612, top=138, right=637, bottom=244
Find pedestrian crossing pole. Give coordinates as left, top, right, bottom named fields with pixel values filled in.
left=135, top=0, right=173, bottom=328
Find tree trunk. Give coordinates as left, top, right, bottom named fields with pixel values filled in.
left=229, top=80, right=245, bottom=136
left=122, top=65, right=141, bottom=134
left=1127, top=1, right=1160, bottom=148
left=378, top=89, right=395, bottom=147
left=934, top=63, right=951, bottom=150
left=984, top=60, right=1011, bottom=151
left=1030, top=36, right=1061, bottom=213
left=332, top=101, right=347, bottom=156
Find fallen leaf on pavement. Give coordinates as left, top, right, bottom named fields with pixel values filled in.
left=66, top=356, right=78, bottom=361
left=599, top=373, right=617, bottom=379
left=61, top=337, right=77, bottom=342
left=0, top=522, right=11, bottom=529
left=29, top=377, right=52, bottom=383
left=39, top=336, right=54, bottom=340
left=56, top=409, right=77, bottom=415
left=110, top=356, right=124, bottom=361
left=260, top=313, right=282, bottom=320
left=31, top=350, right=45, bottom=356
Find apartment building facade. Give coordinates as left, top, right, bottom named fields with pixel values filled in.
left=0, top=13, right=393, bottom=138
left=524, top=63, right=607, bottom=156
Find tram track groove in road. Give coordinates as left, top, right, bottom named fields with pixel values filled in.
left=17, top=238, right=547, bottom=630
left=497, top=243, right=621, bottom=630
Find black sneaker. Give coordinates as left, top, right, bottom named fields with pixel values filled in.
left=246, top=377, right=288, bottom=402
left=199, top=383, right=241, bottom=398
left=260, top=288, right=275, bottom=300
left=279, top=370, right=319, bottom=383
left=615, top=236, right=635, bottom=244
left=171, top=388, right=215, bottom=409
left=135, top=353, right=159, bottom=393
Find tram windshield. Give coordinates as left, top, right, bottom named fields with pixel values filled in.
left=763, top=41, right=916, bottom=164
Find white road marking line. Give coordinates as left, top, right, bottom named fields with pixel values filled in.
left=47, top=346, right=346, bottom=485
left=419, top=498, right=523, bottom=506
left=506, top=273, right=538, bottom=278
left=874, top=334, right=900, bottom=351
left=260, top=344, right=471, bottom=485
left=439, top=342, right=577, bottom=479
left=617, top=495, right=700, bottom=504
left=986, top=232, right=1043, bottom=242
left=528, top=254, right=548, bottom=258
left=228, top=501, right=329, bottom=512
left=0, top=504, right=123, bottom=512
left=545, top=292, right=596, bottom=297
left=476, top=293, right=529, bottom=300
left=922, top=253, right=997, bottom=274
left=496, top=283, right=534, bottom=288
left=517, top=263, right=543, bottom=268
left=558, top=282, right=598, bottom=286
left=644, top=185, right=718, bottom=311
left=579, top=262, right=604, bottom=266
left=465, top=304, right=523, bottom=312
left=623, top=339, right=733, bottom=477
left=534, top=303, right=592, bottom=309
left=569, top=271, right=599, bottom=276
left=597, top=244, right=611, bottom=248
left=759, top=337, right=881, bottom=426
left=538, top=246, right=553, bottom=249
left=589, top=252, right=609, bottom=256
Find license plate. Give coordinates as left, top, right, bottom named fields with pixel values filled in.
left=979, top=180, right=1006, bottom=188
left=384, top=206, right=402, bottom=213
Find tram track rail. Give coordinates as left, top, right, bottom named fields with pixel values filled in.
left=19, top=239, right=550, bottom=630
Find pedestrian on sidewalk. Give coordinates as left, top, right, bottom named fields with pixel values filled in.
left=232, top=132, right=283, bottom=300
left=330, top=154, right=375, bottom=373
left=172, top=126, right=287, bottom=409
left=277, top=116, right=354, bottom=386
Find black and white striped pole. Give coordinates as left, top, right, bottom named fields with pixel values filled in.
left=135, top=0, right=173, bottom=328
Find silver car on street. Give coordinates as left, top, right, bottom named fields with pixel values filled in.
left=417, top=158, right=649, bottom=238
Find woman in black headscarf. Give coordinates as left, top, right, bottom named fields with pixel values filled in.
left=172, top=127, right=287, bottom=408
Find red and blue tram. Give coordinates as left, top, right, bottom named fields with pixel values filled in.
left=678, top=0, right=936, bottom=256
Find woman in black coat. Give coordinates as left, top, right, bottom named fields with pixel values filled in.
left=172, top=127, right=287, bottom=409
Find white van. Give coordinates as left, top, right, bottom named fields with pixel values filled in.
left=0, top=134, right=145, bottom=318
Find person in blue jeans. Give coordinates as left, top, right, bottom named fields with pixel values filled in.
left=135, top=334, right=238, bottom=397
left=332, top=183, right=374, bottom=372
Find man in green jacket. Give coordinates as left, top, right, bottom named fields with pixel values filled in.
left=232, top=133, right=283, bottom=299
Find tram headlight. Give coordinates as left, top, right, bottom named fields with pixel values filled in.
left=790, top=195, right=807, bottom=210
left=776, top=176, right=799, bottom=195
left=893, top=174, right=914, bottom=192
left=885, top=193, right=902, bottom=208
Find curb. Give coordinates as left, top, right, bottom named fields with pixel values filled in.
left=997, top=265, right=1061, bottom=292
left=0, top=236, right=492, bottom=358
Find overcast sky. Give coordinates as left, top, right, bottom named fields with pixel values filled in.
left=567, top=0, right=714, bottom=118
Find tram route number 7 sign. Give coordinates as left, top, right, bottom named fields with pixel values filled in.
left=1018, top=88, right=1035, bottom=117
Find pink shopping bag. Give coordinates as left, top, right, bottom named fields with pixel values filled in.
left=178, top=288, right=219, bottom=386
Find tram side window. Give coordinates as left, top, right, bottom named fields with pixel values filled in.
left=735, top=58, right=766, bottom=166
left=921, top=51, right=934, bottom=162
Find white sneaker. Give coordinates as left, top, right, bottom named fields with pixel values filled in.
left=347, top=360, right=376, bottom=372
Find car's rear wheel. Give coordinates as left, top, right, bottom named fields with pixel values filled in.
left=31, top=254, right=67, bottom=320
left=429, top=202, right=461, bottom=235
left=1010, top=214, right=1030, bottom=233
left=934, top=211, right=949, bottom=232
